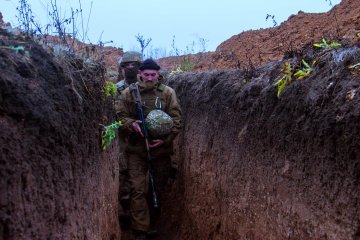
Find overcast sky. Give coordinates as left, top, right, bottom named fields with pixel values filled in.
left=2, top=0, right=341, bottom=56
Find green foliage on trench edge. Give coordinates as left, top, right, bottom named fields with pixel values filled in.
left=101, top=121, right=122, bottom=150
left=274, top=59, right=314, bottom=97
left=104, top=81, right=117, bottom=97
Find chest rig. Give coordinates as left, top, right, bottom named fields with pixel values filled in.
left=129, top=83, right=166, bottom=117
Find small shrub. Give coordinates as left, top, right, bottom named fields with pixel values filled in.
left=266, top=14, right=278, bottom=27
left=101, top=121, right=122, bottom=150
left=348, top=63, right=360, bottom=75
left=274, top=62, right=293, bottom=97
left=103, top=81, right=117, bottom=97
left=16, top=0, right=42, bottom=36
left=294, top=59, right=313, bottom=80
left=313, top=37, right=341, bottom=48
left=179, top=55, right=193, bottom=72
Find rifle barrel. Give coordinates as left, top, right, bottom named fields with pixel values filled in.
left=137, top=102, right=159, bottom=208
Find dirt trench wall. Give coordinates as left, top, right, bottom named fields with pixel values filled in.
left=0, top=32, right=120, bottom=239
left=163, top=48, right=360, bottom=239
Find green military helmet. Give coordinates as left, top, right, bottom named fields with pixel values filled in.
left=119, top=51, right=142, bottom=65
left=145, top=109, right=174, bottom=138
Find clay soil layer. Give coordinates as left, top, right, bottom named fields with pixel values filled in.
left=0, top=29, right=120, bottom=240
left=161, top=46, right=360, bottom=239
left=158, top=0, right=360, bottom=72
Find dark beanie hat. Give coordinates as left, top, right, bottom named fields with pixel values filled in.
left=139, top=59, right=161, bottom=71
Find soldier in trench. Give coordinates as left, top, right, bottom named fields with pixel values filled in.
left=116, top=51, right=143, bottom=91
left=115, top=51, right=143, bottom=230
left=115, top=59, right=182, bottom=240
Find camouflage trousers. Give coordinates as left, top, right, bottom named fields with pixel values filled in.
left=127, top=152, right=171, bottom=232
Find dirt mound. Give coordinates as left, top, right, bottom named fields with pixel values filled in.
left=158, top=0, right=360, bottom=71
left=161, top=45, right=360, bottom=239
left=37, top=34, right=123, bottom=74
left=0, top=29, right=120, bottom=239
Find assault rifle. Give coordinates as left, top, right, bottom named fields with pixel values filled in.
left=129, top=83, right=159, bottom=208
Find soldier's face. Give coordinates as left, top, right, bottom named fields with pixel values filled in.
left=121, top=62, right=140, bottom=80
left=140, top=70, right=159, bottom=82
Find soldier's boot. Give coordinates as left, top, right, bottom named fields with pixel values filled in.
left=133, top=230, right=147, bottom=240
left=146, top=229, right=158, bottom=239
left=120, top=196, right=130, bottom=212
left=135, top=234, right=147, bottom=240
left=119, top=197, right=131, bottom=230
left=119, top=212, right=131, bottom=230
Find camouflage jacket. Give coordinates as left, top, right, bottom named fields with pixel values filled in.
left=115, top=80, right=182, bottom=157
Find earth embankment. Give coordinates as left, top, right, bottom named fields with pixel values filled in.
left=161, top=46, right=360, bottom=239
left=0, top=30, right=120, bottom=240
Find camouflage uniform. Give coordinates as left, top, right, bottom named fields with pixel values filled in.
left=115, top=79, right=182, bottom=232
left=116, top=51, right=142, bottom=229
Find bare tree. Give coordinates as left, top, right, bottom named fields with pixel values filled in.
left=135, top=33, right=152, bottom=58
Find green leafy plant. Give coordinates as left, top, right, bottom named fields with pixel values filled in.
left=101, top=121, right=122, bottom=150
left=103, top=81, right=117, bottom=97
left=169, top=35, right=195, bottom=72
left=313, top=38, right=341, bottom=48
left=349, top=63, right=360, bottom=68
left=0, top=45, right=30, bottom=57
left=179, top=55, right=193, bottom=72
left=294, top=59, right=313, bottom=80
left=348, top=63, right=360, bottom=75
left=274, top=62, right=293, bottom=97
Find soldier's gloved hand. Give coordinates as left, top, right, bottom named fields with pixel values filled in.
left=131, top=120, right=143, bottom=137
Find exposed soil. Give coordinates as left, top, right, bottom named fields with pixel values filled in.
left=163, top=46, right=360, bottom=239
left=1, top=0, right=360, bottom=240
left=158, top=0, right=360, bottom=71
left=0, top=29, right=120, bottom=239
